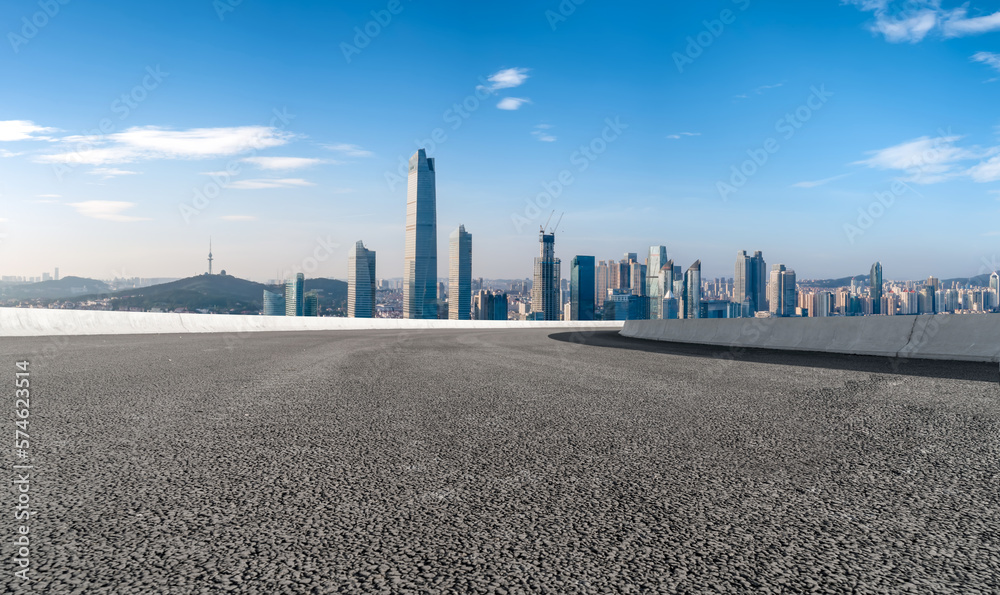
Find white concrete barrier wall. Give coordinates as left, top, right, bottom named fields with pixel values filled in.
left=0, top=308, right=623, bottom=337
left=620, top=315, right=1000, bottom=363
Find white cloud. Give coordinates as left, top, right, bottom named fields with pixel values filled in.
left=855, top=133, right=1000, bottom=183
left=485, top=67, right=530, bottom=91
left=220, top=215, right=258, bottom=221
left=981, top=230, right=1000, bottom=236
left=942, top=7, right=1000, bottom=37
left=846, top=1, right=1000, bottom=42
left=967, top=155, right=1000, bottom=182
left=323, top=143, right=373, bottom=157
left=791, top=173, right=853, bottom=188
left=37, top=125, right=294, bottom=165
left=241, top=156, right=324, bottom=170
left=667, top=132, right=701, bottom=140
left=497, top=97, right=531, bottom=111
left=531, top=124, right=556, bottom=142
left=88, top=167, right=140, bottom=179
left=971, top=51, right=1000, bottom=73
left=0, top=120, right=57, bottom=142
left=37, top=194, right=61, bottom=198
left=68, top=201, right=149, bottom=222
left=225, top=178, right=315, bottom=190
left=734, top=83, right=783, bottom=99
left=0, top=149, right=25, bottom=158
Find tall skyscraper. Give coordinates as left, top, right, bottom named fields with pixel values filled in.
left=682, top=260, right=702, bottom=319
left=531, top=231, right=561, bottom=321
left=926, top=276, right=940, bottom=313
left=990, top=271, right=999, bottom=310
left=285, top=273, right=304, bottom=317
left=646, top=246, right=667, bottom=319
left=734, top=250, right=767, bottom=315
left=54, top=267, right=59, bottom=281
left=570, top=255, right=595, bottom=321
left=769, top=264, right=786, bottom=315
left=596, top=260, right=610, bottom=309
left=404, top=148, right=438, bottom=319
left=778, top=269, right=797, bottom=316
left=348, top=240, right=377, bottom=318
left=870, top=261, right=883, bottom=314
left=629, top=262, right=646, bottom=296
left=448, top=225, right=472, bottom=320
left=262, top=290, right=285, bottom=316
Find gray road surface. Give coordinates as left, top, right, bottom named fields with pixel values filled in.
left=3, top=329, right=998, bottom=594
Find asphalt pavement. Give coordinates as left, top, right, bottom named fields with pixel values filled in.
left=3, top=329, right=998, bottom=594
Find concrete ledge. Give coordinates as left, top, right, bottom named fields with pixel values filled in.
left=620, top=314, right=1000, bottom=363
left=0, top=308, right=624, bottom=337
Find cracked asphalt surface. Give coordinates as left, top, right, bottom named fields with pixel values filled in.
left=3, top=329, right=999, bottom=594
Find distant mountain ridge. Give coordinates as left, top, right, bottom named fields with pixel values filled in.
left=0, top=276, right=111, bottom=300
left=105, top=274, right=348, bottom=313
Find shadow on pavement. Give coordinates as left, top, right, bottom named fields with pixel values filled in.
left=549, top=330, right=999, bottom=384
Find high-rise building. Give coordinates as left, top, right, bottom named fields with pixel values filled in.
left=448, top=225, right=472, bottom=320
left=768, top=264, right=786, bottom=315
left=646, top=246, right=667, bottom=319
left=734, top=250, right=767, bottom=315
left=304, top=291, right=319, bottom=317
left=775, top=269, right=797, bottom=317
left=570, top=255, right=595, bottom=321
left=630, top=262, right=646, bottom=296
left=285, top=273, right=304, bottom=317
left=596, top=261, right=610, bottom=309
left=403, top=148, right=438, bottom=319
left=262, top=290, right=285, bottom=316
left=990, top=272, right=999, bottom=310
left=473, top=290, right=508, bottom=320
left=54, top=267, right=59, bottom=281
left=681, top=260, right=701, bottom=319
left=531, top=231, right=561, bottom=321
left=870, top=262, right=883, bottom=314
left=348, top=240, right=377, bottom=318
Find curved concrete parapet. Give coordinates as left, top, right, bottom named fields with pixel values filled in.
left=620, top=314, right=1000, bottom=363
left=0, top=308, right=624, bottom=337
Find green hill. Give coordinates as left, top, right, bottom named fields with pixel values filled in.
left=103, top=274, right=347, bottom=313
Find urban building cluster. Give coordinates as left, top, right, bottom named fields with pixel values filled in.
left=255, top=148, right=1000, bottom=322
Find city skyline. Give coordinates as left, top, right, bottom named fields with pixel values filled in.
left=2, top=1, right=1000, bottom=282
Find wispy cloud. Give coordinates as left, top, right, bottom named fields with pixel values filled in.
left=497, top=97, right=531, bottom=111
left=483, top=67, right=530, bottom=91
left=323, top=143, right=374, bottom=158
left=68, top=201, right=149, bottom=222
left=0, top=120, right=57, bottom=142
left=531, top=124, right=556, bottom=142
left=981, top=230, right=1000, bottom=236
left=241, top=156, right=324, bottom=170
left=791, top=172, right=853, bottom=188
left=220, top=215, right=258, bottom=221
left=87, top=167, right=140, bottom=179
left=846, top=1, right=1000, bottom=42
left=36, top=125, right=294, bottom=165
left=734, top=83, right=783, bottom=99
left=667, top=132, right=701, bottom=140
left=971, top=51, right=1000, bottom=73
left=225, top=178, right=315, bottom=190
left=0, top=149, right=25, bottom=158
left=854, top=133, right=1000, bottom=183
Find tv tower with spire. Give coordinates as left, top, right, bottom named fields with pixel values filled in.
left=208, top=238, right=213, bottom=275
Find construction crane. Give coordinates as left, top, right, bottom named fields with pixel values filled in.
left=551, top=212, right=564, bottom=234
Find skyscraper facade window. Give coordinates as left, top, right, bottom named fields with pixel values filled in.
left=263, top=290, right=285, bottom=316
left=682, top=260, right=702, bottom=319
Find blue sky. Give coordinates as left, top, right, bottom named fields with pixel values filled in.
left=2, top=0, right=999, bottom=282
